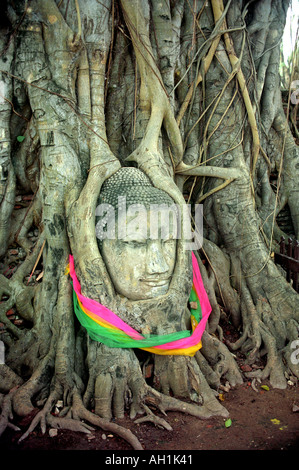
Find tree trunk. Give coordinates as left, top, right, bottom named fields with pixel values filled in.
left=0, top=0, right=298, bottom=449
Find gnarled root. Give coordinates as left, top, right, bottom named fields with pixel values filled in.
left=135, top=404, right=173, bottom=431
left=225, top=282, right=299, bottom=389
left=0, top=365, right=24, bottom=394
left=85, top=343, right=230, bottom=424
left=200, top=332, right=243, bottom=388
left=72, top=390, right=144, bottom=450
left=143, top=383, right=229, bottom=419
left=0, top=387, right=21, bottom=438
left=18, top=387, right=144, bottom=450
left=2, top=339, right=231, bottom=449
left=83, top=344, right=146, bottom=421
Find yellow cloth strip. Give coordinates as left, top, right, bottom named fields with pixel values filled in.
left=140, top=342, right=202, bottom=356
left=79, top=298, right=122, bottom=332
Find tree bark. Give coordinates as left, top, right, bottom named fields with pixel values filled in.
left=0, top=0, right=298, bottom=448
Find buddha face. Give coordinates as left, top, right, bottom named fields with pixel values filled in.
left=100, top=208, right=177, bottom=300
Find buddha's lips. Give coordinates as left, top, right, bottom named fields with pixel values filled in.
left=140, top=278, right=170, bottom=286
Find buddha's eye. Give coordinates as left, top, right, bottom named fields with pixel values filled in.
left=163, top=237, right=175, bottom=244
left=122, top=239, right=147, bottom=247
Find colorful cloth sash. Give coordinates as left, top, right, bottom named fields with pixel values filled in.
left=67, top=252, right=211, bottom=356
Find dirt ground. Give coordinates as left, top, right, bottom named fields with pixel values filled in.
left=0, top=381, right=298, bottom=453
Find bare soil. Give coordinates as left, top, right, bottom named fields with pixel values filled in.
left=0, top=381, right=298, bottom=453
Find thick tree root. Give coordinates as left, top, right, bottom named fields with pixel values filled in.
left=144, top=384, right=229, bottom=420
left=0, top=388, right=21, bottom=437
left=225, top=287, right=299, bottom=389
left=4, top=369, right=229, bottom=450
left=72, top=391, right=144, bottom=450
left=0, top=365, right=24, bottom=393
left=200, top=332, right=244, bottom=388
left=0, top=0, right=297, bottom=455
left=15, top=386, right=144, bottom=450
left=18, top=410, right=95, bottom=443
left=135, top=404, right=173, bottom=431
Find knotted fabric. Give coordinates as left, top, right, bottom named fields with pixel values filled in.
left=67, top=252, right=211, bottom=356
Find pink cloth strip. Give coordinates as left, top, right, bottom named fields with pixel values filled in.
left=69, top=256, right=143, bottom=340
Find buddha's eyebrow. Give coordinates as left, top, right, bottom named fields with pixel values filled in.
left=121, top=233, right=147, bottom=242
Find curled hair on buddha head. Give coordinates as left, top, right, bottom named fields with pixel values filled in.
left=98, top=166, right=176, bottom=210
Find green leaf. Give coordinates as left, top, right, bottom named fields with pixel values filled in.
left=261, top=385, right=270, bottom=391
left=17, top=136, right=25, bottom=142
left=225, top=418, right=232, bottom=428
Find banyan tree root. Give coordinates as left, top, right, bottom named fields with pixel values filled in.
left=0, top=388, right=21, bottom=437
left=0, top=325, right=231, bottom=450
left=17, top=389, right=144, bottom=450
left=134, top=404, right=173, bottom=431
left=1, top=343, right=231, bottom=450
left=10, top=354, right=230, bottom=448
left=13, top=382, right=228, bottom=450
left=1, top=0, right=298, bottom=451
left=143, top=384, right=229, bottom=420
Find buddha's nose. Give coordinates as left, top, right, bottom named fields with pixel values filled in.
left=146, top=240, right=169, bottom=275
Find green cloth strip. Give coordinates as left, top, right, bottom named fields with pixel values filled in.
left=73, top=289, right=195, bottom=349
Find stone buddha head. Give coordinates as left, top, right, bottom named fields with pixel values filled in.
left=96, top=167, right=178, bottom=301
